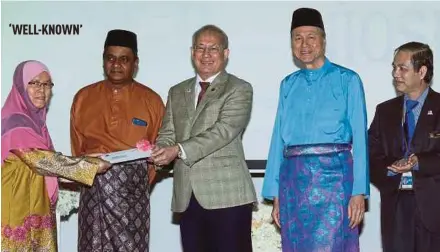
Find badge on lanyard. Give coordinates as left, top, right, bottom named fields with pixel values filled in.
left=399, top=104, right=413, bottom=190
left=400, top=172, right=413, bottom=190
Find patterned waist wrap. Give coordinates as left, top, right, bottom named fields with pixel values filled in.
left=284, top=143, right=352, bottom=157
left=279, top=142, right=359, bottom=251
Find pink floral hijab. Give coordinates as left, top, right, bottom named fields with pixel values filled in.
left=1, top=60, right=58, bottom=204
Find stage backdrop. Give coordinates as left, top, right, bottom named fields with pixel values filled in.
left=2, top=1, right=439, bottom=252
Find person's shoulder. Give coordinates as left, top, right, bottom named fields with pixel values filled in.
left=423, top=88, right=440, bottom=108
left=225, top=73, right=252, bottom=90
left=1, top=114, right=36, bottom=135
left=283, top=69, right=302, bottom=80
left=428, top=87, right=440, bottom=98
left=376, top=95, right=402, bottom=112
left=73, top=80, right=104, bottom=99
left=327, top=62, right=366, bottom=91
left=133, top=82, right=163, bottom=101
left=329, top=62, right=361, bottom=78
left=71, top=81, right=105, bottom=111
left=167, top=76, right=196, bottom=93
left=276, top=70, right=302, bottom=92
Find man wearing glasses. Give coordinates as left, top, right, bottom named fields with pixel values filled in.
left=70, top=29, right=165, bottom=251
left=150, top=24, right=257, bottom=252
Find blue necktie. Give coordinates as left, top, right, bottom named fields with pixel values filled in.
left=405, top=99, right=419, bottom=149
left=387, top=99, right=419, bottom=176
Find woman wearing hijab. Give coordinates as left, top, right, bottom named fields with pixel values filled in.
left=1, top=60, right=111, bottom=251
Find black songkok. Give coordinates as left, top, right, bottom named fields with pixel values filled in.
left=104, top=29, right=138, bottom=55
left=290, top=8, right=325, bottom=33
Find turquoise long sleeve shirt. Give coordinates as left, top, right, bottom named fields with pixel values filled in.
left=262, top=58, right=370, bottom=200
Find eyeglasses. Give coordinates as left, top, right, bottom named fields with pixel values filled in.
left=193, top=45, right=223, bottom=54
left=104, top=55, right=131, bottom=64
left=28, top=81, right=54, bottom=89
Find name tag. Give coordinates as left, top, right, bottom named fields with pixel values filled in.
left=399, top=172, right=413, bottom=190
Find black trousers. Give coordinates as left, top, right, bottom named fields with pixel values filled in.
left=179, top=194, right=253, bottom=252
left=388, top=191, right=440, bottom=252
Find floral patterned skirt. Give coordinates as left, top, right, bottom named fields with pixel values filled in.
left=1, top=213, right=56, bottom=251
left=2, top=158, right=57, bottom=251
left=279, top=144, right=359, bottom=252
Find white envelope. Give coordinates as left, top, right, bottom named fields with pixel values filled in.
left=100, top=148, right=151, bottom=164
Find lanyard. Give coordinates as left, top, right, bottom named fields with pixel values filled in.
left=401, top=103, right=412, bottom=158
